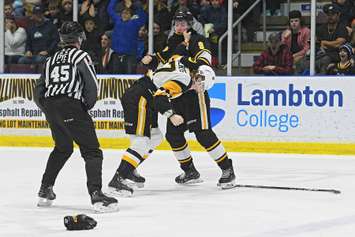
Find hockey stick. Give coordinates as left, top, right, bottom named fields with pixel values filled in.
left=235, top=184, right=341, bottom=194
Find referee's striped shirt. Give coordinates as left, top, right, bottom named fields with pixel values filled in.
left=36, top=46, right=99, bottom=110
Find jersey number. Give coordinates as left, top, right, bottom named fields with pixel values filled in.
left=51, top=65, right=70, bottom=82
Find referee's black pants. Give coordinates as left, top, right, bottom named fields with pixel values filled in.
left=41, top=96, right=102, bottom=194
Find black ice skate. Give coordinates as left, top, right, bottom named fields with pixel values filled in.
left=175, top=163, right=203, bottom=184
left=108, top=172, right=134, bottom=197
left=217, top=160, right=236, bottom=189
left=126, top=169, right=145, bottom=188
left=37, top=185, right=56, bottom=207
left=90, top=190, right=118, bottom=213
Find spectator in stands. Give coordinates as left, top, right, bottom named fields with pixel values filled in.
left=316, top=4, right=348, bottom=74
left=282, top=10, right=310, bottom=74
left=18, top=5, right=59, bottom=64
left=200, top=0, right=227, bottom=36
left=4, top=2, right=15, bottom=17
left=81, top=17, right=102, bottom=65
left=199, top=0, right=227, bottom=60
left=114, top=0, right=141, bottom=14
left=45, top=0, right=61, bottom=28
left=137, top=25, right=148, bottom=62
left=107, top=0, right=147, bottom=74
left=16, top=2, right=35, bottom=29
left=97, top=31, right=120, bottom=74
left=96, top=0, right=112, bottom=31
left=153, top=22, right=167, bottom=52
left=327, top=43, right=355, bottom=75
left=5, top=16, right=27, bottom=64
left=58, top=0, right=73, bottom=23
left=332, top=0, right=353, bottom=26
left=12, top=0, right=24, bottom=17
left=346, top=18, right=355, bottom=35
left=253, top=32, right=293, bottom=75
left=80, top=0, right=96, bottom=19
left=153, top=0, right=172, bottom=34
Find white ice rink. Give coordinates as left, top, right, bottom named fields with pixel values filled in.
left=1, top=147, right=355, bottom=237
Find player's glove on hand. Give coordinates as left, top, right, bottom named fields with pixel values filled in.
left=64, top=214, right=97, bottom=230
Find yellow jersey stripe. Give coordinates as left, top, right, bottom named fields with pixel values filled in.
left=198, top=93, right=208, bottom=130
left=216, top=153, right=227, bottom=163
left=157, top=52, right=166, bottom=64
left=206, top=140, right=221, bottom=152
left=172, top=142, right=188, bottom=152
left=179, top=156, right=192, bottom=164
left=136, top=97, right=147, bottom=136
left=122, top=155, right=139, bottom=168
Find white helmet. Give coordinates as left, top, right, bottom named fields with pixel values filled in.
left=197, top=65, right=216, bottom=90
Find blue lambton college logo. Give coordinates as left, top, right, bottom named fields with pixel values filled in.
left=208, top=83, right=226, bottom=127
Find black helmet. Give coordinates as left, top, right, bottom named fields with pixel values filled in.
left=59, top=21, right=86, bottom=45
left=174, top=10, right=193, bottom=25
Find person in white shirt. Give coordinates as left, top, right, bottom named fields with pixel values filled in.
left=5, top=16, right=27, bottom=64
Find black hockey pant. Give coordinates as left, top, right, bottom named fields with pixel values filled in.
left=41, top=96, right=103, bottom=194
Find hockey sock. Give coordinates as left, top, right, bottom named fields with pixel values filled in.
left=195, top=130, right=231, bottom=170
left=116, top=147, right=146, bottom=179
left=169, top=141, right=194, bottom=171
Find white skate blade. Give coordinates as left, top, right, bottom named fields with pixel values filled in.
left=179, top=178, right=204, bottom=185
left=37, top=198, right=54, bottom=207
left=93, top=202, right=119, bottom=213
left=107, top=187, right=133, bottom=197
left=126, top=180, right=145, bottom=189
left=135, top=182, right=144, bottom=188
left=219, top=180, right=237, bottom=190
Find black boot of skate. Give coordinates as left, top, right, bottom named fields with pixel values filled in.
left=37, top=185, right=56, bottom=207
left=108, top=172, right=134, bottom=196
left=90, top=190, right=118, bottom=213
left=218, top=159, right=236, bottom=189
left=175, top=163, right=203, bottom=184
left=126, top=169, right=145, bottom=188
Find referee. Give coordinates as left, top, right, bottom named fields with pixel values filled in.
left=34, top=21, right=118, bottom=212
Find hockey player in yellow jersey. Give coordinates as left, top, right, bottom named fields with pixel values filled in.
left=145, top=45, right=237, bottom=189
left=108, top=58, right=207, bottom=195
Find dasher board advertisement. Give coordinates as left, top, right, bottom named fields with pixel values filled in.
left=0, top=74, right=353, bottom=143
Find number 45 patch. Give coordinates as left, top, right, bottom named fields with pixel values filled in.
left=51, top=65, right=70, bottom=82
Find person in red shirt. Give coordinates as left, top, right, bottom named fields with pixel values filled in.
left=253, top=32, right=294, bottom=75
left=282, top=10, right=310, bottom=73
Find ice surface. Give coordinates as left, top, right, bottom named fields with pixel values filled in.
left=0, top=147, right=355, bottom=237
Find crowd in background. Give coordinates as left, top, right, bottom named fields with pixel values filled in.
left=4, top=0, right=355, bottom=75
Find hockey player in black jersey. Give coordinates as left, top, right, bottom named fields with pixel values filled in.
left=107, top=70, right=189, bottom=196
left=34, top=21, right=118, bottom=212
left=108, top=57, right=210, bottom=195
left=142, top=10, right=236, bottom=189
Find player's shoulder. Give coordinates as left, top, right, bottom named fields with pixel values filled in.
left=191, top=31, right=207, bottom=41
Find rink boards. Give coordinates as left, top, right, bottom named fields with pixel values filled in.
left=1, top=74, right=355, bottom=154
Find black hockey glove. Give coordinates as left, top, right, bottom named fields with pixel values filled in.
left=64, top=214, right=97, bottom=231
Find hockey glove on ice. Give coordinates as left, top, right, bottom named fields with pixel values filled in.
left=64, top=214, right=97, bottom=230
